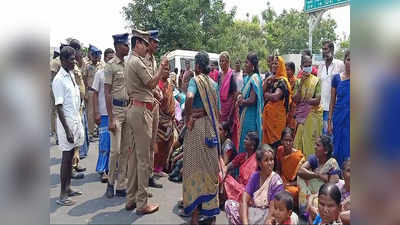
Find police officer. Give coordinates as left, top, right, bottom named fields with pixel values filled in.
left=104, top=33, right=130, bottom=198
left=69, top=39, right=87, bottom=178
left=145, top=29, right=163, bottom=188
left=83, top=44, right=104, bottom=141
left=124, top=29, right=169, bottom=214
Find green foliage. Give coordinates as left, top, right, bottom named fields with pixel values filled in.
left=122, top=0, right=235, bottom=58
left=262, top=4, right=338, bottom=55
left=122, top=0, right=339, bottom=71
left=335, top=34, right=350, bottom=60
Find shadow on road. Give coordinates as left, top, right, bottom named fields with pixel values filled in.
left=67, top=195, right=125, bottom=217
left=87, top=208, right=141, bottom=224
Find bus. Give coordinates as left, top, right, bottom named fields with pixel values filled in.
left=166, top=49, right=220, bottom=85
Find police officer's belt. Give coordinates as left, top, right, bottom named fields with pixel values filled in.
left=112, top=99, right=129, bottom=107
left=131, top=99, right=154, bottom=111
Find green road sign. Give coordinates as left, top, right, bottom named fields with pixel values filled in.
left=304, top=0, right=350, bottom=13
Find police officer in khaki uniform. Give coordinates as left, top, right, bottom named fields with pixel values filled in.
left=50, top=45, right=63, bottom=144
left=124, top=29, right=169, bottom=214
left=145, top=29, right=163, bottom=188
left=83, top=45, right=105, bottom=141
left=104, top=33, right=130, bottom=198
left=69, top=39, right=87, bottom=178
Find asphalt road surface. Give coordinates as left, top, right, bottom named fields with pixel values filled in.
left=49, top=138, right=228, bottom=224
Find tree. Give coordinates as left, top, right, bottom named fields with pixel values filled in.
left=335, top=34, right=350, bottom=60
left=261, top=3, right=338, bottom=55
left=122, top=0, right=235, bottom=57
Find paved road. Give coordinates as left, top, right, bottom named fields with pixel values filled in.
left=50, top=138, right=228, bottom=224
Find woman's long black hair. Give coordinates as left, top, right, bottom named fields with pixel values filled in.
left=195, top=51, right=211, bottom=75
left=247, top=52, right=259, bottom=74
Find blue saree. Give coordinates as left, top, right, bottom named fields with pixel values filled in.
left=238, top=73, right=264, bottom=153
left=332, top=74, right=350, bottom=168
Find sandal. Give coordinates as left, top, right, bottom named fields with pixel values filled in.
left=56, top=197, right=75, bottom=206
left=68, top=190, right=83, bottom=197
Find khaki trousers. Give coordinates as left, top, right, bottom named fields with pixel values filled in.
left=108, top=107, right=129, bottom=190
left=50, top=89, right=57, bottom=135
left=149, top=104, right=159, bottom=176
left=87, top=91, right=95, bottom=135
left=126, top=105, right=152, bottom=209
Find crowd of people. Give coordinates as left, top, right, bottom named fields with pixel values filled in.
left=50, top=28, right=350, bottom=225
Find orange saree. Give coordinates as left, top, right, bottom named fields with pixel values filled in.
left=262, top=56, right=292, bottom=145
left=276, top=146, right=305, bottom=202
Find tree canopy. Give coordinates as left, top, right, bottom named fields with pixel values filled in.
left=122, top=0, right=341, bottom=72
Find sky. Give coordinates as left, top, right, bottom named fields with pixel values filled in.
left=49, top=0, right=350, bottom=50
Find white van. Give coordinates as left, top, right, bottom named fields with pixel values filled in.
left=166, top=49, right=220, bottom=85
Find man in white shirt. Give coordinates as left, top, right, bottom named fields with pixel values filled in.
left=92, top=49, right=113, bottom=182
left=52, top=46, right=84, bottom=206
left=318, top=40, right=345, bottom=135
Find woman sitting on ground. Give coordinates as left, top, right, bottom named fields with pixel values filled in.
left=224, top=146, right=283, bottom=225
left=276, top=127, right=305, bottom=207
left=221, top=131, right=260, bottom=202
left=312, top=183, right=343, bottom=225
left=297, top=135, right=340, bottom=218
left=308, top=159, right=350, bottom=225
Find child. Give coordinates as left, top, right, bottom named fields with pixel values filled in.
left=266, top=191, right=299, bottom=225
left=220, top=121, right=236, bottom=165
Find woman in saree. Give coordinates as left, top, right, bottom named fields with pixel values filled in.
left=218, top=51, right=240, bottom=150
left=221, top=131, right=260, bottom=202
left=297, top=135, right=340, bottom=217
left=293, top=55, right=323, bottom=157
left=285, top=61, right=298, bottom=131
left=328, top=50, right=350, bottom=168
left=153, top=71, right=176, bottom=177
left=224, top=145, right=283, bottom=225
left=308, top=159, right=351, bottom=225
left=276, top=127, right=305, bottom=206
left=183, top=51, right=221, bottom=224
left=262, top=55, right=292, bottom=149
left=236, top=52, right=264, bottom=154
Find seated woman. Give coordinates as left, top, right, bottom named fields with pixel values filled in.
left=308, top=159, right=350, bottom=225
left=224, top=146, right=283, bottom=225
left=338, top=159, right=350, bottom=225
left=312, top=183, right=343, bottom=225
left=221, top=131, right=259, bottom=202
left=276, top=127, right=305, bottom=206
left=297, top=135, right=340, bottom=217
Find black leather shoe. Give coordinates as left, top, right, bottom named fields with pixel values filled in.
left=74, top=165, right=86, bottom=172
left=149, top=177, right=163, bottom=188
left=106, top=184, right=114, bottom=198
left=71, top=171, right=84, bottom=179
left=116, top=189, right=126, bottom=197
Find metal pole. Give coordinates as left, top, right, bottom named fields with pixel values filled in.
left=308, top=10, right=325, bottom=53
left=309, top=16, right=313, bottom=51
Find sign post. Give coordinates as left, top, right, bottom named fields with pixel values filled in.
left=304, top=0, right=350, bottom=52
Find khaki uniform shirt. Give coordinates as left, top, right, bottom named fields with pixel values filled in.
left=50, top=57, right=61, bottom=82
left=144, top=53, right=163, bottom=104
left=104, top=56, right=128, bottom=101
left=73, top=61, right=86, bottom=103
left=83, top=60, right=104, bottom=98
left=125, top=52, right=154, bottom=102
